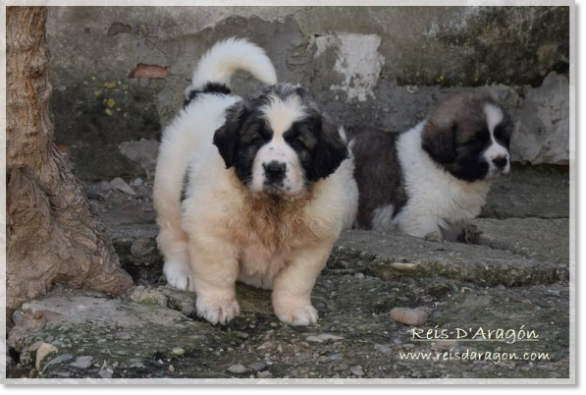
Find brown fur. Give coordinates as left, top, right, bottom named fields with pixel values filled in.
left=423, top=92, right=495, bottom=151
left=242, top=186, right=318, bottom=251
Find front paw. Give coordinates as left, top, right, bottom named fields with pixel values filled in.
left=163, top=261, right=196, bottom=292
left=273, top=299, right=318, bottom=326
left=196, top=294, right=240, bottom=325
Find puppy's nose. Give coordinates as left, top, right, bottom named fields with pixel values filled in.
left=492, top=156, right=508, bottom=169
left=263, top=161, right=286, bottom=182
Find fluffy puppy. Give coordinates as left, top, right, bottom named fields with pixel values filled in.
left=153, top=38, right=357, bottom=326
left=352, top=92, right=513, bottom=240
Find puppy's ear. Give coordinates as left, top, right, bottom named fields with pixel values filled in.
left=310, top=115, right=348, bottom=181
left=213, top=101, right=248, bottom=169
left=422, top=122, right=457, bottom=164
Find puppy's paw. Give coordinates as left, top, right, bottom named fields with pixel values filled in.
left=274, top=301, right=318, bottom=326
left=163, top=261, right=196, bottom=292
left=196, top=295, right=240, bottom=325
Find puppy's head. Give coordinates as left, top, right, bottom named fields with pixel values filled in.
left=213, top=84, right=348, bottom=198
left=421, top=92, right=514, bottom=182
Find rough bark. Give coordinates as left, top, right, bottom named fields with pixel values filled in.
left=6, top=7, right=134, bottom=320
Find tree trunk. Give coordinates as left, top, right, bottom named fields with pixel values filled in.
left=6, top=6, right=134, bottom=323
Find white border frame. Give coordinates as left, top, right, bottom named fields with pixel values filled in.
left=0, top=0, right=577, bottom=386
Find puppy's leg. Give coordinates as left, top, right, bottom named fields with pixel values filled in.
left=158, top=228, right=195, bottom=292
left=189, top=237, right=240, bottom=325
left=272, top=241, right=334, bottom=326
left=153, top=123, right=196, bottom=291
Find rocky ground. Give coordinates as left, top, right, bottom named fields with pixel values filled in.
left=6, top=166, right=571, bottom=380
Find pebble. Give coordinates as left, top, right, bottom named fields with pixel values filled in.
left=431, top=340, right=458, bottom=351
left=43, top=354, right=73, bottom=371
left=128, top=286, right=168, bottom=307
left=129, top=359, right=145, bottom=368
left=172, top=347, right=185, bottom=356
left=99, top=368, right=113, bottom=378
left=256, top=371, right=272, bottom=378
left=227, top=363, right=249, bottom=374
left=249, top=362, right=266, bottom=371
left=390, top=307, right=428, bottom=326
left=130, top=239, right=155, bottom=258
left=98, top=181, right=113, bottom=191
left=374, top=344, right=392, bottom=354
left=70, top=356, right=94, bottom=369
left=110, top=177, right=136, bottom=196
left=115, top=331, right=131, bottom=340
left=350, top=365, right=365, bottom=377
left=390, top=262, right=418, bottom=272
left=12, top=310, right=24, bottom=324
left=35, top=343, right=58, bottom=371
left=354, top=273, right=365, bottom=279
left=424, top=231, right=441, bottom=242
left=305, top=334, right=345, bottom=343
left=131, top=178, right=144, bottom=187
left=233, top=331, right=249, bottom=339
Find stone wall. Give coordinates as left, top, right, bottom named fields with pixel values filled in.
left=46, top=6, right=570, bottom=181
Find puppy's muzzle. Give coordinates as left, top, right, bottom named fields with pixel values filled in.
left=492, top=155, right=510, bottom=174
left=263, top=161, right=287, bottom=184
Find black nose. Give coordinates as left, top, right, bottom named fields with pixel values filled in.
left=263, top=161, right=286, bottom=182
left=493, top=156, right=508, bottom=169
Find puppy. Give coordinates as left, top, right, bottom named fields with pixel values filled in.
left=351, top=92, right=513, bottom=240
left=153, top=38, right=358, bottom=326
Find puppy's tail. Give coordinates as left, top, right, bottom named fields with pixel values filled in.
left=185, top=37, right=277, bottom=98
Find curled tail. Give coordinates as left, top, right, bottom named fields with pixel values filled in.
left=185, top=37, right=277, bottom=99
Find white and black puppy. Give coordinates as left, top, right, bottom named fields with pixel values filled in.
left=351, top=92, right=514, bottom=240
left=154, top=38, right=358, bottom=326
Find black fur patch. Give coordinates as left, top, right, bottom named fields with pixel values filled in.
left=184, top=82, right=231, bottom=107
left=350, top=127, right=408, bottom=229
left=180, top=167, right=190, bottom=202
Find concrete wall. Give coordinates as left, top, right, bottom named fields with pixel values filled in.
left=46, top=6, right=570, bottom=181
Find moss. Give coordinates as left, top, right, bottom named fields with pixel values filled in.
left=51, top=80, right=162, bottom=181
left=392, top=7, right=569, bottom=87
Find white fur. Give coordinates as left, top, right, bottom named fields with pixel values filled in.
left=186, top=37, right=277, bottom=96
left=155, top=93, right=241, bottom=293
left=389, top=121, right=492, bottom=238
left=338, top=127, right=359, bottom=230
left=154, top=39, right=356, bottom=326
left=483, top=103, right=511, bottom=177
left=372, top=204, right=395, bottom=230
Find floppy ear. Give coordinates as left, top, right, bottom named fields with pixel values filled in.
left=213, top=102, right=248, bottom=169
left=421, top=122, right=457, bottom=164
left=310, top=115, right=348, bottom=181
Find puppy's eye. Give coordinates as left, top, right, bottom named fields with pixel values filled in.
left=467, top=138, right=485, bottom=148
left=284, top=130, right=299, bottom=143
left=494, top=125, right=511, bottom=146
left=289, top=138, right=308, bottom=150
left=248, top=134, right=268, bottom=145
